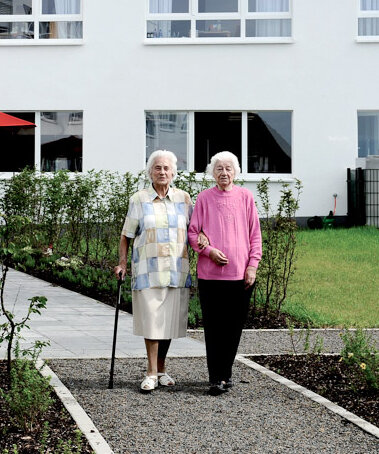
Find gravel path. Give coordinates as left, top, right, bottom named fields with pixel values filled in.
left=49, top=330, right=379, bottom=454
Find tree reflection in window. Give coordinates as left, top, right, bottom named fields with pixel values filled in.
left=41, top=111, right=83, bottom=172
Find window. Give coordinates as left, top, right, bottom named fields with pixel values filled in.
left=146, top=111, right=188, bottom=170
left=0, top=0, right=82, bottom=41
left=358, top=111, right=379, bottom=157
left=358, top=0, right=379, bottom=38
left=145, top=110, right=292, bottom=174
left=248, top=111, right=291, bottom=173
left=41, top=111, right=83, bottom=171
left=146, top=0, right=292, bottom=42
left=0, top=111, right=82, bottom=173
left=0, top=112, right=35, bottom=172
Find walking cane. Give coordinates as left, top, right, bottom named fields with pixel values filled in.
left=108, top=271, right=123, bottom=389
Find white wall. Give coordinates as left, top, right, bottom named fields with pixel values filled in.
left=1, top=0, right=379, bottom=218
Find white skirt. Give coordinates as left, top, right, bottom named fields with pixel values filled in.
left=132, top=287, right=189, bottom=339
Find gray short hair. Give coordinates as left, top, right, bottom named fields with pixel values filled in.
left=146, top=150, right=178, bottom=183
left=206, top=151, right=241, bottom=178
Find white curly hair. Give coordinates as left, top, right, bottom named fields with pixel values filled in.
left=206, top=151, right=241, bottom=178
left=146, top=149, right=178, bottom=183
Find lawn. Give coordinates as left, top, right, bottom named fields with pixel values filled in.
left=283, top=227, right=379, bottom=328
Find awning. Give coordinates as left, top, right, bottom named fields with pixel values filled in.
left=0, top=112, right=36, bottom=128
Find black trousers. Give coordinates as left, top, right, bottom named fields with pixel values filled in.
left=198, top=279, right=253, bottom=384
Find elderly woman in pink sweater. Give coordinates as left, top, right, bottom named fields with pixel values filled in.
left=188, top=151, right=262, bottom=396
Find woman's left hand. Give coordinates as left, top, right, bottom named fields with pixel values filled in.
left=197, top=231, right=209, bottom=250
left=244, top=266, right=257, bottom=289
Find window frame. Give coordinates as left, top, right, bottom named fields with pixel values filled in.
left=145, top=0, right=293, bottom=44
left=357, top=0, right=379, bottom=42
left=145, top=109, right=293, bottom=180
left=0, top=110, right=83, bottom=176
left=0, top=0, right=83, bottom=45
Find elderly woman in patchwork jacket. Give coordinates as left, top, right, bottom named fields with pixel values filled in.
left=114, top=149, right=193, bottom=393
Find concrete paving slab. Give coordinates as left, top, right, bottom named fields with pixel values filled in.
left=0, top=269, right=206, bottom=359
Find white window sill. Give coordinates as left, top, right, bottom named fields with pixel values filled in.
left=144, top=37, right=293, bottom=45
left=356, top=36, right=379, bottom=43
left=0, top=39, right=83, bottom=46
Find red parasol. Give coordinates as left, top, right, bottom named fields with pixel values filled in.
left=0, top=112, right=36, bottom=128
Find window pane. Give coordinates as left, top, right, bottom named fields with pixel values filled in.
left=246, top=19, right=291, bottom=37
left=0, top=22, right=33, bottom=38
left=146, top=112, right=188, bottom=170
left=0, top=112, right=35, bottom=172
left=360, top=0, right=379, bottom=10
left=196, top=20, right=240, bottom=37
left=0, top=0, right=32, bottom=14
left=149, top=0, right=189, bottom=13
left=39, top=21, right=82, bottom=39
left=248, top=0, right=289, bottom=12
left=195, top=112, right=241, bottom=172
left=147, top=20, right=190, bottom=37
left=198, top=0, right=238, bottom=13
left=358, top=112, right=379, bottom=157
left=358, top=17, right=379, bottom=36
left=248, top=112, right=291, bottom=173
left=41, top=111, right=83, bottom=172
left=42, top=0, right=80, bottom=14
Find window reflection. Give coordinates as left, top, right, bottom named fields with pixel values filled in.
left=42, top=0, right=80, bottom=14
left=0, top=0, right=32, bottom=14
left=248, top=111, right=291, bottom=173
left=41, top=111, right=83, bottom=172
left=0, top=112, right=35, bottom=172
left=198, top=0, right=238, bottom=13
left=0, top=22, right=33, bottom=38
left=146, top=111, right=188, bottom=170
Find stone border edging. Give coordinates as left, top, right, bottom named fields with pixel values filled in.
left=236, top=354, right=379, bottom=439
left=36, top=359, right=115, bottom=454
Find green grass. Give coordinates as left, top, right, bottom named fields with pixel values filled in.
left=283, top=227, right=379, bottom=328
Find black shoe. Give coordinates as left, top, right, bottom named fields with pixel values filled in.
left=208, top=381, right=228, bottom=396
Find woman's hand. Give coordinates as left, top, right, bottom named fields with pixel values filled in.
left=244, top=266, right=257, bottom=289
left=209, top=248, right=229, bottom=266
left=114, top=265, right=126, bottom=280
left=197, top=231, right=209, bottom=250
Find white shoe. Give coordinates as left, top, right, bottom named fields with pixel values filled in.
left=158, top=372, right=175, bottom=386
left=140, top=375, right=158, bottom=393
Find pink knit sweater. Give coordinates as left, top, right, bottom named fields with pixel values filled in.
left=188, top=185, right=262, bottom=280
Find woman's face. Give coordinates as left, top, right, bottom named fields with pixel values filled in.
left=151, top=157, right=174, bottom=188
left=213, top=159, right=235, bottom=190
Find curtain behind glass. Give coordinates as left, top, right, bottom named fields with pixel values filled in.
left=150, top=0, right=190, bottom=13
left=42, top=0, right=80, bottom=14
left=359, top=17, right=379, bottom=35
left=358, top=114, right=379, bottom=157
left=249, top=0, right=289, bottom=12
left=361, top=0, right=379, bottom=10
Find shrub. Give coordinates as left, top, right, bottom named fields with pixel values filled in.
left=252, top=178, right=302, bottom=318
left=0, top=344, right=53, bottom=433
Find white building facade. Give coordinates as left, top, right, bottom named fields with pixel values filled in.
left=1, top=0, right=379, bottom=221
